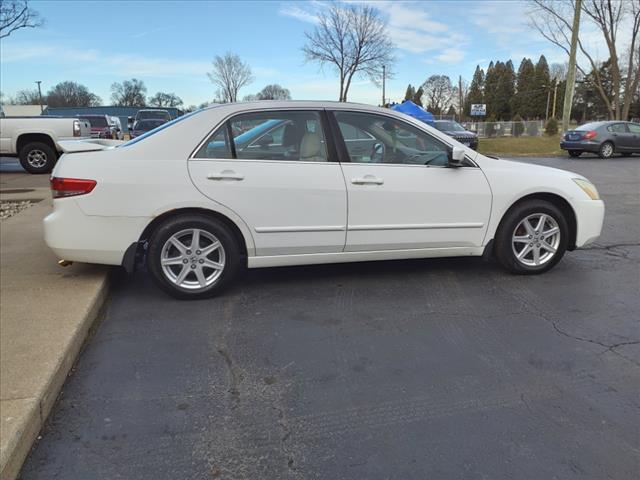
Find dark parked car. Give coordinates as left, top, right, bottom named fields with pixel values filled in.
left=432, top=120, right=478, bottom=150
left=561, top=121, right=640, bottom=158
left=129, top=119, right=168, bottom=139
left=77, top=114, right=116, bottom=139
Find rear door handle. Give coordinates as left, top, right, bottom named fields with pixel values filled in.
left=351, top=176, right=383, bottom=185
left=207, top=171, right=244, bottom=181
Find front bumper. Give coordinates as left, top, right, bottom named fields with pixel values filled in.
left=573, top=199, right=605, bottom=247
left=44, top=198, right=149, bottom=266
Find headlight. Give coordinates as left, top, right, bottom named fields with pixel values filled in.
left=573, top=178, right=600, bottom=200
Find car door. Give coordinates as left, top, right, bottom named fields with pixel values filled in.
left=627, top=123, right=640, bottom=151
left=188, top=110, right=347, bottom=256
left=608, top=123, right=633, bottom=151
left=330, top=110, right=492, bottom=252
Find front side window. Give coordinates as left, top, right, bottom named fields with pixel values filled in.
left=628, top=123, right=640, bottom=134
left=196, top=111, right=328, bottom=162
left=334, top=111, right=449, bottom=166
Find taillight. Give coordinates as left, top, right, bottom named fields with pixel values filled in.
left=73, top=120, right=81, bottom=137
left=51, top=177, right=96, bottom=198
left=583, top=130, right=597, bottom=140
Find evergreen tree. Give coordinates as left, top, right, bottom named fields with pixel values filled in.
left=466, top=65, right=485, bottom=117
left=512, top=58, right=536, bottom=119
left=484, top=62, right=498, bottom=118
left=412, top=86, right=424, bottom=107
left=533, top=55, right=551, bottom=119
left=404, top=84, right=415, bottom=102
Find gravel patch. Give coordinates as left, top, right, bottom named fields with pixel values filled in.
left=1, top=201, right=33, bottom=220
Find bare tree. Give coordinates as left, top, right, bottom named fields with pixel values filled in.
left=421, top=75, right=455, bottom=115
left=256, top=84, right=291, bottom=100
left=207, top=52, right=253, bottom=103
left=529, top=0, right=640, bottom=119
left=302, top=3, right=394, bottom=102
left=148, top=92, right=183, bottom=108
left=111, top=78, right=147, bottom=107
left=0, top=0, right=42, bottom=39
left=12, top=88, right=41, bottom=104
left=46, top=81, right=101, bottom=107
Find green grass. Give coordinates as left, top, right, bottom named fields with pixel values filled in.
left=477, top=135, right=564, bottom=157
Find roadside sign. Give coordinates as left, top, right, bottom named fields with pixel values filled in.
left=470, top=104, right=486, bottom=116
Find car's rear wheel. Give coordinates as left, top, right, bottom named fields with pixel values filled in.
left=598, top=141, right=614, bottom=159
left=568, top=150, right=582, bottom=157
left=494, top=200, right=569, bottom=274
left=19, top=141, right=57, bottom=174
left=147, top=215, right=242, bottom=299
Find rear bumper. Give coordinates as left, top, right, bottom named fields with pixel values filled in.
left=44, top=198, right=149, bottom=266
left=560, top=140, right=600, bottom=153
left=573, top=199, right=605, bottom=247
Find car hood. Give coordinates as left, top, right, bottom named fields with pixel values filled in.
left=483, top=156, right=586, bottom=181
left=442, top=130, right=476, bottom=137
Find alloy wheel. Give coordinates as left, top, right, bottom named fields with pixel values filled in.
left=511, top=213, right=561, bottom=267
left=601, top=143, right=613, bottom=158
left=160, top=228, right=226, bottom=290
left=26, top=149, right=48, bottom=168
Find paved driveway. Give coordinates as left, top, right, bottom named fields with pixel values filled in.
left=20, top=156, right=640, bottom=479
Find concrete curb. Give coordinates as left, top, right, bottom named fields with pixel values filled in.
left=0, top=200, right=111, bottom=480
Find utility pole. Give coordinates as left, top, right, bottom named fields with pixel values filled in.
left=562, top=0, right=581, bottom=132
left=35, top=81, right=43, bottom=113
left=458, top=75, right=463, bottom=122
left=382, top=65, right=386, bottom=107
left=546, top=89, right=551, bottom=121
left=552, top=80, right=558, bottom=118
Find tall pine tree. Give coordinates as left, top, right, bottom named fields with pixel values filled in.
left=533, top=55, right=551, bottom=119
left=513, top=58, right=536, bottom=119
left=466, top=65, right=485, bottom=117
left=404, top=84, right=416, bottom=102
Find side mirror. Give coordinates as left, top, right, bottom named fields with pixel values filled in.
left=127, top=116, right=134, bottom=129
left=448, top=146, right=466, bottom=168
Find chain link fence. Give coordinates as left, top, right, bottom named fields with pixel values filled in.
left=461, top=120, right=545, bottom=138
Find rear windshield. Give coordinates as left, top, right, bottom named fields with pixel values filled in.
left=119, top=110, right=202, bottom=147
left=576, top=122, right=603, bottom=131
left=81, top=116, right=108, bottom=127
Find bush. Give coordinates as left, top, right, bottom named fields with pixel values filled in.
left=545, top=118, right=559, bottom=136
left=513, top=115, right=525, bottom=137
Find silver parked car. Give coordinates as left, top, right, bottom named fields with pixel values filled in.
left=560, top=121, right=640, bottom=158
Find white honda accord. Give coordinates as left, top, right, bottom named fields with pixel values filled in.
left=45, top=101, right=604, bottom=299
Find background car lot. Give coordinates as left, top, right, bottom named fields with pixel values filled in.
left=6, top=155, right=639, bottom=479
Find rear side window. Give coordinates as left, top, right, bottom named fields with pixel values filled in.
left=607, top=123, right=627, bottom=133
left=195, top=110, right=328, bottom=162
left=627, top=123, right=640, bottom=134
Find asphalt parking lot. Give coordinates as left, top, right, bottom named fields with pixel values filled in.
left=10, top=155, right=640, bottom=479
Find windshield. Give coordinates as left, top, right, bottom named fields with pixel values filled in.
left=134, top=119, right=166, bottom=130
left=81, top=116, right=108, bottom=128
left=136, top=110, right=170, bottom=120
left=434, top=121, right=466, bottom=132
left=119, top=110, right=201, bottom=147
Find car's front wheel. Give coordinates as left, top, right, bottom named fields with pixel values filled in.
left=494, top=200, right=569, bottom=274
left=598, top=141, right=615, bottom=159
left=568, top=150, right=582, bottom=158
left=147, top=215, right=242, bottom=299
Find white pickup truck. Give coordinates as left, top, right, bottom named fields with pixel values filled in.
left=0, top=116, right=91, bottom=174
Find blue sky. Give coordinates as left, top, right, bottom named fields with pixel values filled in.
left=0, top=0, right=574, bottom=106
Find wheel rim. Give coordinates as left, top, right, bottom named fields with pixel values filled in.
left=602, top=143, right=613, bottom=157
left=26, top=149, right=48, bottom=168
left=511, top=213, right=561, bottom=267
left=160, top=228, right=225, bottom=290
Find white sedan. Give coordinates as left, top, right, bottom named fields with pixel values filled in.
left=45, top=101, right=605, bottom=299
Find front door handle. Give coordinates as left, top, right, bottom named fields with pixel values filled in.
left=351, top=175, right=384, bottom=185
left=207, top=171, right=244, bottom=181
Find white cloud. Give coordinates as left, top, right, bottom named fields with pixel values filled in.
left=435, top=48, right=466, bottom=63
left=279, top=2, right=320, bottom=24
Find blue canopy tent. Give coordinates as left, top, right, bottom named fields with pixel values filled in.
left=392, top=101, right=435, bottom=124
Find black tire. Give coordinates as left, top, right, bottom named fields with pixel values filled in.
left=147, top=214, right=242, bottom=299
left=19, top=141, right=57, bottom=174
left=568, top=150, right=582, bottom=158
left=494, top=199, right=569, bottom=275
left=598, top=141, right=615, bottom=159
